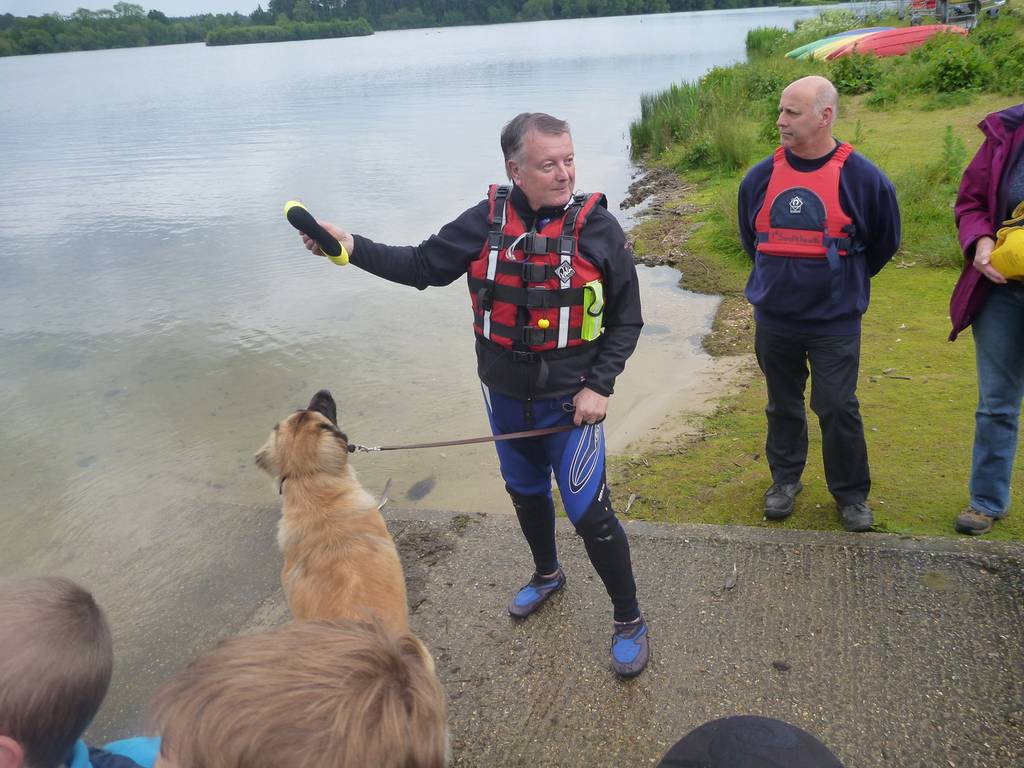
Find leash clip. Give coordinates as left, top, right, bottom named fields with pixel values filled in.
left=348, top=443, right=380, bottom=453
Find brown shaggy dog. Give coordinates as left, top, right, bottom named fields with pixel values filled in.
left=255, top=390, right=409, bottom=633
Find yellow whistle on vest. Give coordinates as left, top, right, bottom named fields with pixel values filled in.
left=538, top=318, right=550, bottom=329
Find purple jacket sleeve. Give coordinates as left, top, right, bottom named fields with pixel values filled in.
left=954, top=138, right=997, bottom=258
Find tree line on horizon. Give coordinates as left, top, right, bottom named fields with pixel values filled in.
left=0, top=0, right=822, bottom=56
left=255, top=0, right=801, bottom=29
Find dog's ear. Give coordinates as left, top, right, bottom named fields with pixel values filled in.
left=307, top=390, right=338, bottom=426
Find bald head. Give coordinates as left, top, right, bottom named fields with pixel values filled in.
left=776, top=76, right=840, bottom=159
left=785, top=76, right=839, bottom=122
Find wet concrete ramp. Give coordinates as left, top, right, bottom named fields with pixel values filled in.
left=92, top=508, right=1023, bottom=767
left=391, top=511, right=1024, bottom=767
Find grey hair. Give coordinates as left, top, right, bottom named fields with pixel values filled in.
left=500, top=112, right=571, bottom=169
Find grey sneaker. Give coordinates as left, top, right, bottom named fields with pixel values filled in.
left=955, top=507, right=994, bottom=535
left=838, top=501, right=873, bottom=532
left=764, top=481, right=803, bottom=519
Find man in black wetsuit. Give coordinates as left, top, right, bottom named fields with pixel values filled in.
left=298, top=112, right=649, bottom=677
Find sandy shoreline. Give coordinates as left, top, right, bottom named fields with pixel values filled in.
left=609, top=166, right=755, bottom=457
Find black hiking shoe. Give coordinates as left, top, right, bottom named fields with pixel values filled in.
left=764, top=481, right=803, bottom=520
left=838, top=501, right=873, bottom=532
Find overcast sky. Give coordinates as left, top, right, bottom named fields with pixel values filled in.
left=4, top=0, right=255, bottom=17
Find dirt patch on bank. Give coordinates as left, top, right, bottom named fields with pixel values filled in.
left=622, top=166, right=754, bottom=357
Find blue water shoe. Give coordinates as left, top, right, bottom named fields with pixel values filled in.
left=507, top=568, right=565, bottom=618
left=611, top=615, right=649, bottom=677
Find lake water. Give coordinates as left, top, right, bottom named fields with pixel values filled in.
left=0, top=8, right=827, bottom=588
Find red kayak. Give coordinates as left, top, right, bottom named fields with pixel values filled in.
left=826, top=24, right=967, bottom=59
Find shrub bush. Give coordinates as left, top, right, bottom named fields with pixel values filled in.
left=971, top=15, right=1017, bottom=49
left=681, top=133, right=713, bottom=169
left=915, top=33, right=992, bottom=92
left=990, top=36, right=1024, bottom=93
left=829, top=52, right=882, bottom=94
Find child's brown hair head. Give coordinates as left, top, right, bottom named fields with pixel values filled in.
left=151, top=619, right=448, bottom=768
left=0, top=576, right=113, bottom=768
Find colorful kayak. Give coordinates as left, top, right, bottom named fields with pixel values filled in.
left=784, top=27, right=894, bottom=59
left=808, top=31, right=881, bottom=59
left=827, top=24, right=968, bottom=59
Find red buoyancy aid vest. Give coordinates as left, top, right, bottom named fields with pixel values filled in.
left=754, top=142, right=856, bottom=258
left=754, top=143, right=857, bottom=304
left=467, top=185, right=605, bottom=353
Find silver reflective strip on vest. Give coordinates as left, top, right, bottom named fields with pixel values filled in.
left=483, top=198, right=508, bottom=340
left=558, top=249, right=571, bottom=348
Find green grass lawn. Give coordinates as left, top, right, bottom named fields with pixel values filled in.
left=613, top=91, right=1024, bottom=541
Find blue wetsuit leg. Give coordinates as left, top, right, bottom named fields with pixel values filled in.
left=482, top=386, right=639, bottom=621
left=482, top=385, right=560, bottom=574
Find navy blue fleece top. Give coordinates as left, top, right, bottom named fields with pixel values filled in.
left=738, top=141, right=901, bottom=336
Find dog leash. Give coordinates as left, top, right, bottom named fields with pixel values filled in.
left=348, top=423, right=582, bottom=453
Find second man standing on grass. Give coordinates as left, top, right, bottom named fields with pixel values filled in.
left=737, top=75, right=901, bottom=532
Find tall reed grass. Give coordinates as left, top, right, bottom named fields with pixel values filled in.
left=745, top=26, right=787, bottom=58
left=629, top=58, right=815, bottom=171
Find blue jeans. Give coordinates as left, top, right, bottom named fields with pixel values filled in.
left=969, top=282, right=1024, bottom=518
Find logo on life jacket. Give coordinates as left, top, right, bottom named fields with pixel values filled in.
left=789, top=195, right=804, bottom=215
left=555, top=263, right=576, bottom=282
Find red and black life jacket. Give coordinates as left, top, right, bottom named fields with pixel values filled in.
left=755, top=143, right=857, bottom=302
left=467, top=184, right=605, bottom=353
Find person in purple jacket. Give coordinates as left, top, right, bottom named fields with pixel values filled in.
left=738, top=76, right=901, bottom=532
left=948, top=103, right=1024, bottom=535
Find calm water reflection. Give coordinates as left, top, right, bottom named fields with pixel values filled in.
left=0, top=8, right=826, bottom=579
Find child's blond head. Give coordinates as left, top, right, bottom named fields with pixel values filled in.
left=152, top=619, right=448, bottom=768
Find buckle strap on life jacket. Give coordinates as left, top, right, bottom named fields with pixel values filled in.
left=488, top=232, right=576, bottom=259
left=489, top=185, right=511, bottom=229
left=482, top=186, right=512, bottom=338
left=467, top=276, right=584, bottom=308
left=560, top=194, right=588, bottom=243
left=494, top=260, right=562, bottom=283
left=825, top=240, right=842, bottom=305
left=483, top=318, right=583, bottom=346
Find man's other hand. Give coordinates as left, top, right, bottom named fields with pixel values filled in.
left=572, top=387, right=608, bottom=426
